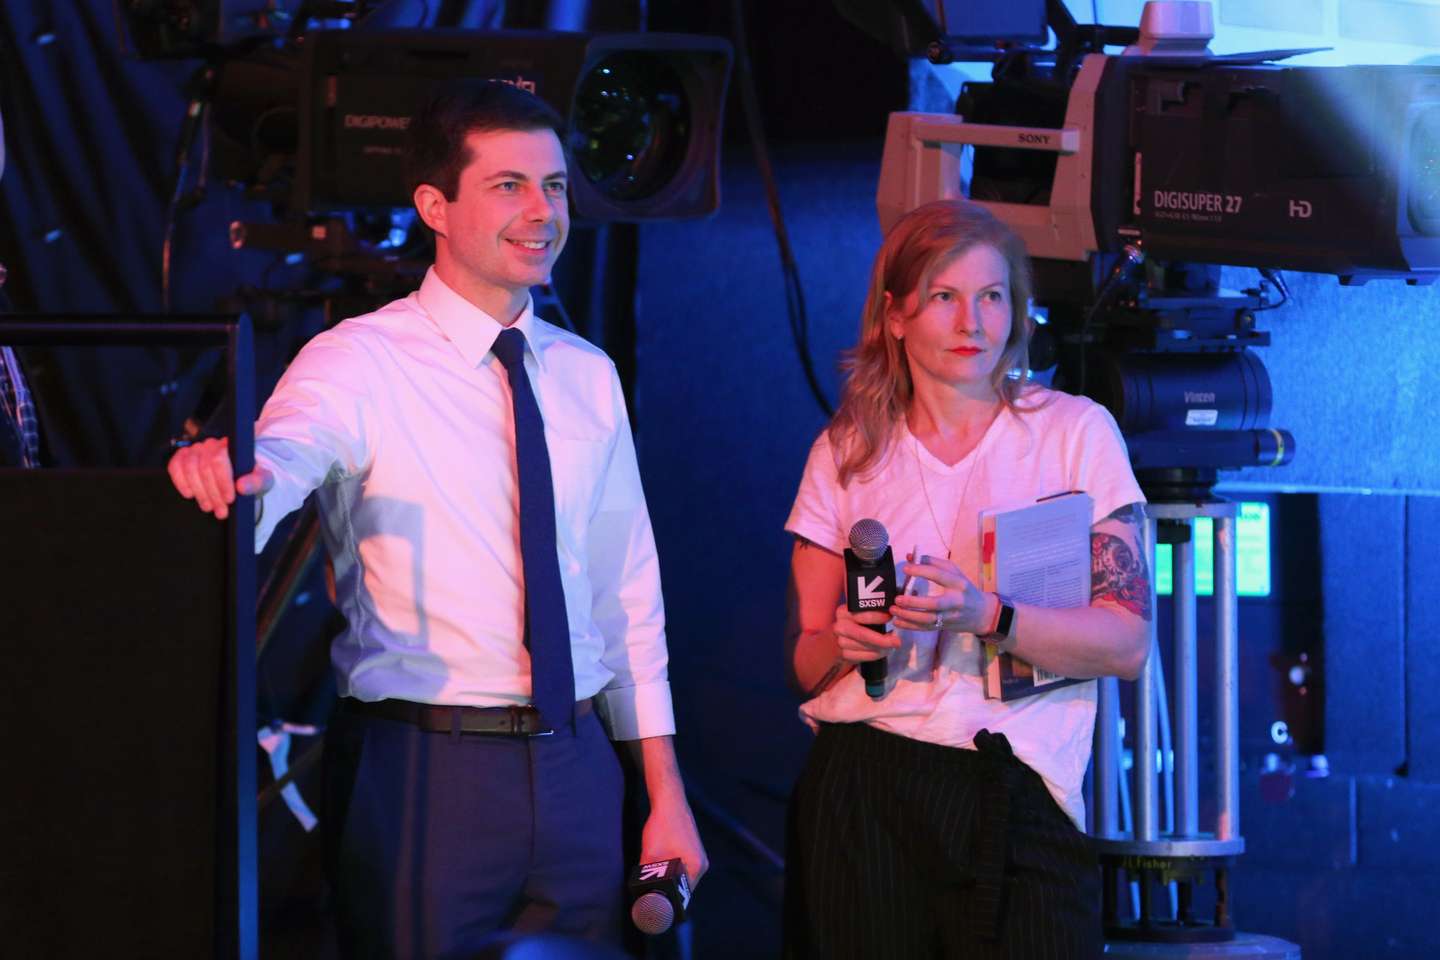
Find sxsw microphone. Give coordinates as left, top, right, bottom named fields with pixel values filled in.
left=845, top=519, right=897, bottom=700
left=628, top=858, right=691, bottom=935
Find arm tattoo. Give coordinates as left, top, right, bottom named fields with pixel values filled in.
left=794, top=534, right=816, bottom=550
left=1103, top=502, right=1146, bottom=526
left=1092, top=530, right=1153, bottom=620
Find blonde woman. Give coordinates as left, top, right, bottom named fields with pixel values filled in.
left=782, top=200, right=1151, bottom=959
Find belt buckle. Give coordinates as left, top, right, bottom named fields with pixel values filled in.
left=512, top=705, right=544, bottom=736
left=519, top=704, right=554, bottom=737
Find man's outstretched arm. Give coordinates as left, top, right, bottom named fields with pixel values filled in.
left=168, top=333, right=373, bottom=547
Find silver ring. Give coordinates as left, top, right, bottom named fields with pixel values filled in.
left=934, top=612, right=943, bottom=628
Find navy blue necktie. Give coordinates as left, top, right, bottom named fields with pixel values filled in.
left=490, top=327, right=575, bottom=733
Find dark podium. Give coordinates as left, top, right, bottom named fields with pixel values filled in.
left=0, top=317, right=257, bottom=959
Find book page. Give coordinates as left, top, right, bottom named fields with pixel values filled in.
left=993, top=494, right=1092, bottom=611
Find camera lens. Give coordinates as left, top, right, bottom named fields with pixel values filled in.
left=571, top=53, right=690, bottom=202
left=1408, top=105, right=1440, bottom=235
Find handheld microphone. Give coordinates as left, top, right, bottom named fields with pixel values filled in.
left=627, top=858, right=691, bottom=935
left=845, top=519, right=897, bottom=700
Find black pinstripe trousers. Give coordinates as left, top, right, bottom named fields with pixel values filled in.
left=783, top=722, right=1103, bottom=960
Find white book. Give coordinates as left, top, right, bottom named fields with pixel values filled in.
left=978, top=491, right=1093, bottom=701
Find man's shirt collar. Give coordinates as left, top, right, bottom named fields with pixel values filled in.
left=416, top=267, right=552, bottom=372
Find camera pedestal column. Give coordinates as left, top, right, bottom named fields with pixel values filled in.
left=1091, top=501, right=1299, bottom=958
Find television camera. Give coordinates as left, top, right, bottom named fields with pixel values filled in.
left=874, top=0, right=1440, bottom=502
left=123, top=0, right=731, bottom=319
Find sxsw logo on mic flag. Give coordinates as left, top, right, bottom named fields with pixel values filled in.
left=638, top=862, right=670, bottom=881
left=844, top=544, right=896, bottom=622
left=677, top=873, right=691, bottom=908
left=855, top=575, right=887, bottom=609
left=637, top=858, right=690, bottom=908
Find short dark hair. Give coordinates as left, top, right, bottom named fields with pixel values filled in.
left=402, top=79, right=569, bottom=203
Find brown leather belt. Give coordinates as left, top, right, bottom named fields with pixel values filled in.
left=344, top=696, right=592, bottom=735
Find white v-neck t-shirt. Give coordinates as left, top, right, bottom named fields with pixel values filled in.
left=785, top=387, right=1144, bottom=826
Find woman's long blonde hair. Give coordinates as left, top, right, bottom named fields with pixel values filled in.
left=829, top=200, right=1037, bottom=486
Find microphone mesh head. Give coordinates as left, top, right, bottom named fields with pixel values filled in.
left=848, top=518, right=889, bottom=562
left=632, top=891, right=675, bottom=934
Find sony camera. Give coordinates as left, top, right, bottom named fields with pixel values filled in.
left=874, top=0, right=1440, bottom=497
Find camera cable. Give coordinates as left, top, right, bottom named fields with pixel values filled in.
left=1078, top=241, right=1145, bottom=397
left=162, top=62, right=221, bottom=312
left=1254, top=268, right=1289, bottom=311
left=729, top=0, right=834, bottom=419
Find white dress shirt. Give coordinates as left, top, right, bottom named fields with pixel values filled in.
left=252, top=268, right=674, bottom=740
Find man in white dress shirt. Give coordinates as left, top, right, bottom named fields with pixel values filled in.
left=168, top=80, right=705, bottom=958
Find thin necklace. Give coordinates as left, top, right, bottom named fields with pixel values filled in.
left=914, top=434, right=979, bottom=561
left=912, top=403, right=998, bottom=560
left=916, top=458, right=953, bottom=559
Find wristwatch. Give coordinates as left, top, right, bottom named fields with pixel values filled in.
left=977, top=594, right=1015, bottom=644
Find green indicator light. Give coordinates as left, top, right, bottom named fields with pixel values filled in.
left=1155, top=503, right=1270, bottom=598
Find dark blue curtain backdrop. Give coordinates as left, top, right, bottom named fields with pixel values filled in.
left=6, top=2, right=1440, bottom=958
left=0, top=0, right=325, bottom=316
left=1, top=0, right=190, bottom=315
left=0, top=0, right=308, bottom=469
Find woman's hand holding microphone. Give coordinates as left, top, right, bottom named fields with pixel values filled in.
left=830, top=603, right=900, bottom=665
left=829, top=554, right=1000, bottom=667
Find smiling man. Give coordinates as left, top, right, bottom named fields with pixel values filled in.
left=167, top=80, right=705, bottom=958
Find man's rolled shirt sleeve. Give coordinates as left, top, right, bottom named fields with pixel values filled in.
left=587, top=398, right=674, bottom=741
left=252, top=334, right=375, bottom=551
